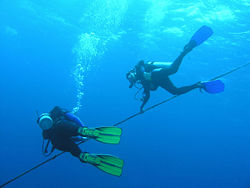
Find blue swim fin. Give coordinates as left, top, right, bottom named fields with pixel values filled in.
left=203, top=80, right=225, bottom=94
left=190, top=25, right=213, bottom=46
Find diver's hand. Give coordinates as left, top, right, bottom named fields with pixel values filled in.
left=140, top=107, right=144, bottom=114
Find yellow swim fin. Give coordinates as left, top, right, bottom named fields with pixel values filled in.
left=80, top=153, right=124, bottom=177
left=78, top=127, right=122, bottom=144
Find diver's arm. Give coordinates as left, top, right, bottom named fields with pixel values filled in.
left=140, top=89, right=150, bottom=112
left=135, top=61, right=145, bottom=80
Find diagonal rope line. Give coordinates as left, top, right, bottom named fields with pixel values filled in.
left=1, top=62, right=249, bottom=188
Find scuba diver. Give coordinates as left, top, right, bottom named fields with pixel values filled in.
left=37, top=106, right=123, bottom=177
left=126, top=26, right=224, bottom=112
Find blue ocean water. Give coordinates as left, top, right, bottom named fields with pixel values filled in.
left=1, top=0, right=250, bottom=187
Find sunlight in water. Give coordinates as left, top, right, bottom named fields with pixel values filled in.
left=72, top=0, right=128, bottom=113
left=80, top=0, right=128, bottom=35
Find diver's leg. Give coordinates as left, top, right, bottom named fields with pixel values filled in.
left=161, top=77, right=201, bottom=95
left=58, top=121, right=82, bottom=137
left=167, top=40, right=196, bottom=76
left=67, top=140, right=83, bottom=158
left=53, top=137, right=82, bottom=158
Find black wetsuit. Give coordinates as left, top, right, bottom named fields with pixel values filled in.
left=136, top=50, right=200, bottom=111
left=43, top=119, right=83, bottom=157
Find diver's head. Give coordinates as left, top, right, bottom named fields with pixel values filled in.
left=126, top=69, right=137, bottom=88
left=37, top=113, right=53, bottom=131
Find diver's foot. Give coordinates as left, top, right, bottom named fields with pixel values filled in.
left=78, top=127, right=98, bottom=138
left=80, top=153, right=100, bottom=165
left=196, top=81, right=205, bottom=89
left=196, top=81, right=206, bottom=93
left=183, top=40, right=197, bottom=54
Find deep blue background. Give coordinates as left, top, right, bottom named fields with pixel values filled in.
left=1, top=0, right=250, bottom=187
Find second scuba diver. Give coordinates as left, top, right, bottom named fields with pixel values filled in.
left=126, top=26, right=223, bottom=112
left=37, top=106, right=123, bottom=176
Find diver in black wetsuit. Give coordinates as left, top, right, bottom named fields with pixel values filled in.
left=37, top=106, right=124, bottom=176
left=40, top=106, right=86, bottom=158
left=126, top=41, right=204, bottom=112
